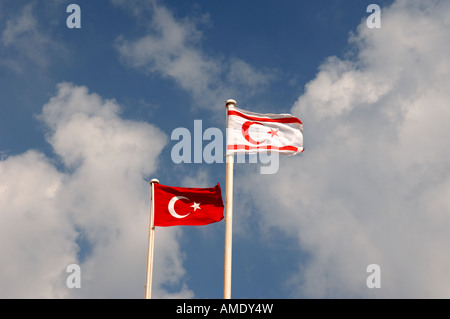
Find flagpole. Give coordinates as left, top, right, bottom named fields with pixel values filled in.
left=224, top=99, right=236, bottom=299
left=145, top=178, right=159, bottom=299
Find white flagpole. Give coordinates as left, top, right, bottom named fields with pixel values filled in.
left=145, top=178, right=159, bottom=299
left=224, top=99, right=236, bottom=299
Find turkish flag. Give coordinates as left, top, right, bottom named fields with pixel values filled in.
left=153, top=183, right=224, bottom=227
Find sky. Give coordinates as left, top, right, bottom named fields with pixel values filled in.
left=1, top=0, right=450, bottom=299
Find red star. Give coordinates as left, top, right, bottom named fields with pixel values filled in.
left=268, top=128, right=279, bottom=138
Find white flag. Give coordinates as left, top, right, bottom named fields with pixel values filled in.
left=226, top=107, right=304, bottom=155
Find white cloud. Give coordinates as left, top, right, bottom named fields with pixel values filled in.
left=0, top=83, right=193, bottom=298
left=115, top=0, right=272, bottom=109
left=0, top=150, right=76, bottom=298
left=0, top=4, right=60, bottom=72
left=2, top=4, right=36, bottom=46
left=237, top=0, right=450, bottom=298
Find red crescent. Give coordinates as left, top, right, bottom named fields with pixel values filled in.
left=242, top=121, right=266, bottom=145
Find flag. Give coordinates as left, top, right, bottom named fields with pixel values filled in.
left=227, top=107, right=304, bottom=155
left=153, top=183, right=224, bottom=226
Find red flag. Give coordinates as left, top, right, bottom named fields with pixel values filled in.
left=153, top=183, right=224, bottom=227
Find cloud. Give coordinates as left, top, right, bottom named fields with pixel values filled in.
left=0, top=4, right=62, bottom=72
left=0, top=82, right=193, bottom=298
left=236, top=0, right=450, bottom=298
left=115, top=0, right=272, bottom=110
left=0, top=150, right=75, bottom=298
left=2, top=4, right=36, bottom=46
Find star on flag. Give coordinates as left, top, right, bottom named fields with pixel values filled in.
left=191, top=202, right=201, bottom=211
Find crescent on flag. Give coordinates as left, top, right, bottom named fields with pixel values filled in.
left=241, top=121, right=267, bottom=145
left=168, top=196, right=190, bottom=219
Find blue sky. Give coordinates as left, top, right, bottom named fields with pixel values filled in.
left=2, top=0, right=450, bottom=299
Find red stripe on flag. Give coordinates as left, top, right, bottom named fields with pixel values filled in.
left=228, top=110, right=303, bottom=125
left=227, top=145, right=303, bottom=152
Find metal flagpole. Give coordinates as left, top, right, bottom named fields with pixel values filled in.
left=145, top=178, right=159, bottom=299
left=224, top=99, right=236, bottom=299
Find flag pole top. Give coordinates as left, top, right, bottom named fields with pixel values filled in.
left=225, top=99, right=236, bottom=108
left=150, top=178, right=159, bottom=184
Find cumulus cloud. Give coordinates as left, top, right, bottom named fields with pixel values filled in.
left=0, top=83, right=193, bottom=298
left=115, top=0, right=272, bottom=110
left=0, top=150, right=75, bottom=298
left=236, top=0, right=450, bottom=298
